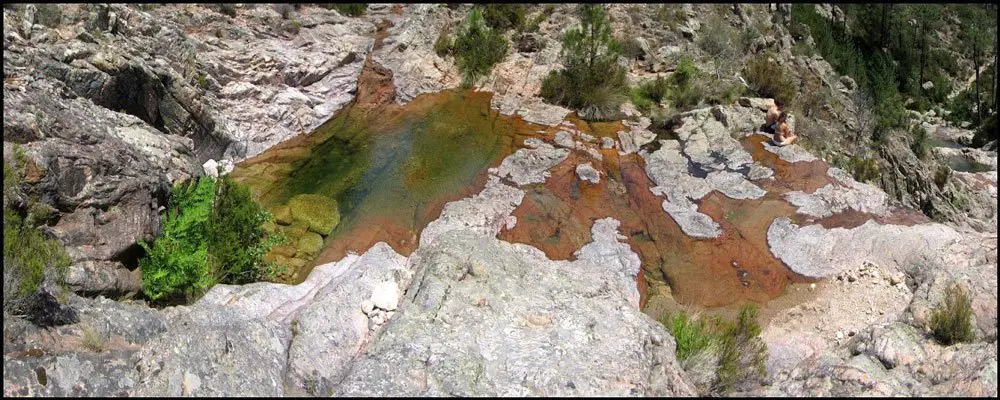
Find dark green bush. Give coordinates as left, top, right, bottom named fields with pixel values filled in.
left=207, top=176, right=282, bottom=284
left=540, top=5, right=627, bottom=121
left=844, top=155, right=881, bottom=183
left=930, top=283, right=975, bottom=345
left=743, top=54, right=796, bottom=104
left=139, top=176, right=282, bottom=302
left=630, top=76, right=669, bottom=112
left=481, top=4, right=525, bottom=32
left=454, top=8, right=508, bottom=87
left=668, top=56, right=704, bottom=110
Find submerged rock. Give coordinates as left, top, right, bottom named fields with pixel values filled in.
left=287, top=193, right=340, bottom=236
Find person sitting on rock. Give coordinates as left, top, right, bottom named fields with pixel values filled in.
left=763, top=99, right=785, bottom=134
left=772, top=111, right=798, bottom=146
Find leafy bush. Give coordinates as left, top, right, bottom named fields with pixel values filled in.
left=329, top=3, right=366, bottom=17
left=3, top=153, right=71, bottom=317
left=207, top=176, right=282, bottom=284
left=3, top=209, right=71, bottom=316
left=621, top=37, right=645, bottom=60
left=453, top=8, right=509, bottom=87
left=216, top=4, right=237, bottom=18
left=661, top=312, right=716, bottom=362
left=698, top=15, right=736, bottom=79
left=844, top=155, right=881, bottom=183
left=140, top=176, right=282, bottom=302
left=630, top=76, right=669, bottom=112
left=540, top=5, right=628, bottom=121
left=909, top=123, right=930, bottom=159
left=481, top=4, right=525, bottom=32
left=659, top=305, right=768, bottom=396
left=714, top=305, right=768, bottom=394
left=139, top=178, right=216, bottom=302
left=666, top=56, right=705, bottom=111
left=743, top=54, right=796, bottom=104
left=930, top=283, right=975, bottom=345
left=933, top=165, right=951, bottom=189
left=434, top=28, right=453, bottom=57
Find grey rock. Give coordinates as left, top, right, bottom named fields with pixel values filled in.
left=575, top=162, right=600, bottom=184
left=493, top=142, right=570, bottom=186
left=784, top=167, right=890, bottom=218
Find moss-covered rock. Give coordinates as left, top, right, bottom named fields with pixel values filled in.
left=287, top=194, right=340, bottom=235
left=270, top=245, right=297, bottom=258
left=297, top=231, right=325, bottom=257
left=274, top=205, right=293, bottom=225
left=288, top=257, right=307, bottom=269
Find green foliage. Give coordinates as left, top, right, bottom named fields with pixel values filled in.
left=329, top=3, right=366, bottom=17
left=933, top=165, right=952, bottom=189
left=139, top=178, right=216, bottom=302
left=434, top=28, right=454, bottom=57
left=540, top=4, right=628, bottom=121
left=3, top=152, right=71, bottom=316
left=844, top=155, right=881, bottom=183
left=480, top=4, right=525, bottom=32
left=715, top=305, right=768, bottom=395
left=656, top=4, right=687, bottom=28
left=743, top=54, right=796, bottom=104
left=661, top=312, right=716, bottom=362
left=140, top=176, right=282, bottom=302
left=930, top=283, right=975, bottom=345
left=698, top=15, right=736, bottom=79
left=3, top=209, right=71, bottom=313
left=630, top=76, right=669, bottom=112
left=659, top=305, right=768, bottom=395
left=909, top=123, right=930, bottom=159
left=454, top=9, right=509, bottom=87
left=207, top=176, right=282, bottom=284
left=668, top=56, right=704, bottom=110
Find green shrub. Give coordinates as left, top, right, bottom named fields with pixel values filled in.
left=454, top=8, right=509, bottom=87
left=207, top=176, right=282, bottom=284
left=659, top=305, right=769, bottom=395
left=933, top=165, right=951, bottom=189
left=661, top=312, right=716, bottom=362
left=140, top=176, right=282, bottom=302
left=621, top=37, right=645, bottom=60
left=480, top=4, right=525, bottom=32
left=3, top=153, right=71, bottom=316
left=434, top=29, right=454, bottom=57
left=844, top=155, right=881, bottom=183
left=630, top=76, right=670, bottom=112
left=540, top=5, right=627, bottom=121
left=714, top=304, right=768, bottom=395
left=329, top=3, right=366, bottom=17
left=743, top=54, right=796, bottom=104
left=139, top=178, right=216, bottom=302
left=909, top=124, right=930, bottom=159
left=930, top=283, right=975, bottom=345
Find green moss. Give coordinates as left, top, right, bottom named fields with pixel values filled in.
left=297, top=232, right=325, bottom=257
left=287, top=193, right=340, bottom=235
left=274, top=205, right=292, bottom=225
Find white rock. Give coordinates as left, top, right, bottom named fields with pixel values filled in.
left=370, top=281, right=400, bottom=311
left=202, top=159, right=219, bottom=178
left=361, top=299, right=375, bottom=315
left=576, top=163, right=601, bottom=184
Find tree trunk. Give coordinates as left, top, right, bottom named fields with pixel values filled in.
left=974, top=44, right=982, bottom=125
left=919, top=32, right=926, bottom=93
left=881, top=4, right=888, bottom=48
